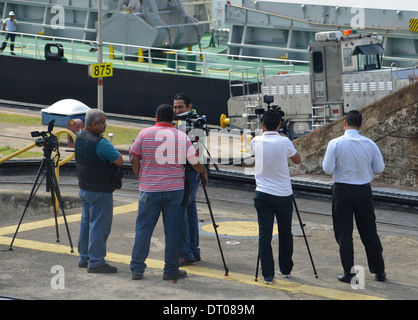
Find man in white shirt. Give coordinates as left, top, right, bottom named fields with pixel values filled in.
left=322, top=110, right=386, bottom=283
left=251, top=109, right=301, bottom=284
left=1, top=11, right=18, bottom=55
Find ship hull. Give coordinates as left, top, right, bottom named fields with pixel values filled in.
left=0, top=55, right=230, bottom=125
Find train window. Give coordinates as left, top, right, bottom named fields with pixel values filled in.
left=358, top=54, right=381, bottom=71
left=313, top=51, right=323, bottom=73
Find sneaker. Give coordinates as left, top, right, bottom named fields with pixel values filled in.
left=11, top=52, right=15, bottom=55
left=263, top=276, right=274, bottom=284
left=278, top=270, right=290, bottom=278
left=87, top=264, right=117, bottom=273
left=163, top=269, right=187, bottom=280
left=78, top=261, right=88, bottom=268
left=132, top=273, right=143, bottom=280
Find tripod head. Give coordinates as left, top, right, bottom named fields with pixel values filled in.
left=31, top=120, right=59, bottom=156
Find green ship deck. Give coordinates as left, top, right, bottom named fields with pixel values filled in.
left=4, top=31, right=310, bottom=83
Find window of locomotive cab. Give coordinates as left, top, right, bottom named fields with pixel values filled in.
left=358, top=54, right=381, bottom=71
left=313, top=51, right=323, bottom=73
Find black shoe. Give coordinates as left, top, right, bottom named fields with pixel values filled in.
left=132, top=273, right=143, bottom=280
left=375, top=272, right=386, bottom=282
left=337, top=273, right=357, bottom=284
left=78, top=261, right=88, bottom=268
left=87, top=263, right=117, bottom=273
left=163, top=269, right=187, bottom=280
left=11, top=52, right=16, bottom=55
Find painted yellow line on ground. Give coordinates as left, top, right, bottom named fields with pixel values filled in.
left=0, top=235, right=385, bottom=300
left=0, top=201, right=385, bottom=300
left=202, top=221, right=278, bottom=237
left=0, top=202, right=138, bottom=236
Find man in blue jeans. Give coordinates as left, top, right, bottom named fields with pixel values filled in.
left=129, top=104, right=207, bottom=281
left=173, top=93, right=206, bottom=265
left=75, top=109, right=123, bottom=273
left=251, top=109, right=301, bottom=284
left=1, top=11, right=18, bottom=55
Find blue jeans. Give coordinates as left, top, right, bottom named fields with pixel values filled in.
left=130, top=189, right=184, bottom=277
left=254, top=191, right=294, bottom=277
left=78, top=190, right=114, bottom=268
left=180, top=171, right=201, bottom=261
left=1, top=33, right=15, bottom=52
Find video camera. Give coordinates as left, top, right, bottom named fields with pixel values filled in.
left=175, top=111, right=206, bottom=131
left=175, top=111, right=208, bottom=144
left=31, top=119, right=59, bottom=151
left=263, top=95, right=289, bottom=136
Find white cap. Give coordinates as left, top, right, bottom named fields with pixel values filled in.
left=9, top=11, right=15, bottom=16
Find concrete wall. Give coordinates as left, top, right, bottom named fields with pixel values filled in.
left=290, top=80, right=417, bottom=188
left=0, top=191, right=81, bottom=222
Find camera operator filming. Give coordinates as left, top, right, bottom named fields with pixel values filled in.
left=251, top=109, right=301, bottom=284
left=173, top=93, right=207, bottom=265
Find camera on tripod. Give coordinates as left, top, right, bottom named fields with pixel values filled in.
left=175, top=111, right=206, bottom=132
left=175, top=111, right=207, bottom=143
left=263, top=95, right=290, bottom=137
left=31, top=119, right=59, bottom=151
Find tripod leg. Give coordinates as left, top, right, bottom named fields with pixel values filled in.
left=47, top=159, right=74, bottom=253
left=201, top=183, right=229, bottom=276
left=47, top=173, right=60, bottom=243
left=9, top=159, right=46, bottom=251
left=292, top=195, right=318, bottom=278
left=254, top=252, right=260, bottom=281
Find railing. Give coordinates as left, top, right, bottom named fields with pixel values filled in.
left=0, top=129, right=76, bottom=210
left=0, top=30, right=309, bottom=79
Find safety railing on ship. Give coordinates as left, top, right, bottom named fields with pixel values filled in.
left=0, top=30, right=309, bottom=79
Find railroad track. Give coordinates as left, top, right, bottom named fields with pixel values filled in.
left=1, top=102, right=417, bottom=212
left=1, top=158, right=417, bottom=214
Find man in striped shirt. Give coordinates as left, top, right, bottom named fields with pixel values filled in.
left=129, top=104, right=208, bottom=281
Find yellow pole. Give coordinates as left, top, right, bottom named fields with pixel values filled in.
left=0, top=143, right=36, bottom=164
left=109, top=45, right=115, bottom=59
left=138, top=48, right=144, bottom=62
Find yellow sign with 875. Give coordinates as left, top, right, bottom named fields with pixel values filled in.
left=88, top=62, right=113, bottom=78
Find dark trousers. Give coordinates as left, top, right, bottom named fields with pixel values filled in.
left=1, top=33, right=15, bottom=52
left=332, top=183, right=385, bottom=275
left=254, top=191, right=294, bottom=277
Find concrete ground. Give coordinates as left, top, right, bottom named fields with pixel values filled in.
left=0, top=175, right=417, bottom=302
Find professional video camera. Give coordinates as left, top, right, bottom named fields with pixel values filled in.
left=263, top=95, right=290, bottom=137
left=175, top=111, right=206, bottom=132
left=175, top=110, right=208, bottom=143
left=31, top=119, right=59, bottom=151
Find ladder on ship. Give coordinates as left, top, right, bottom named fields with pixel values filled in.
left=228, top=67, right=265, bottom=151
left=228, top=67, right=265, bottom=127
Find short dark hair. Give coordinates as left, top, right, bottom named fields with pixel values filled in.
left=173, top=93, right=191, bottom=106
left=156, top=104, right=174, bottom=122
left=262, top=109, right=282, bottom=131
left=345, top=110, right=362, bottom=128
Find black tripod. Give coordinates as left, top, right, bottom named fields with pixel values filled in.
left=254, top=195, right=317, bottom=280
left=177, top=160, right=229, bottom=279
left=8, top=147, right=74, bottom=253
